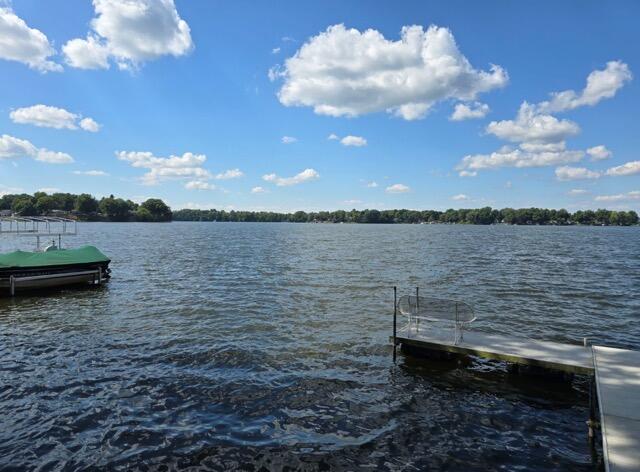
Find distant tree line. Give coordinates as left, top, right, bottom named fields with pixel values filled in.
left=2, top=193, right=637, bottom=226
left=173, top=207, right=639, bottom=226
left=0, top=192, right=172, bottom=222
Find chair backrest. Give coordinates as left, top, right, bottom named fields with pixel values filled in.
left=397, top=295, right=475, bottom=323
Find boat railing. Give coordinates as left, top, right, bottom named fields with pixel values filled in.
left=0, top=216, right=77, bottom=249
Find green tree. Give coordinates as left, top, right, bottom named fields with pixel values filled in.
left=75, top=193, right=99, bottom=214
left=35, top=195, right=56, bottom=214
left=12, top=197, right=37, bottom=216
left=139, top=198, right=172, bottom=222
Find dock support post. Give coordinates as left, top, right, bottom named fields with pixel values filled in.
left=9, top=275, right=15, bottom=297
left=393, top=286, right=397, bottom=362
left=416, top=286, right=419, bottom=332
left=588, top=376, right=596, bottom=444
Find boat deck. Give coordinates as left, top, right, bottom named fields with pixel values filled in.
left=593, top=346, right=640, bottom=472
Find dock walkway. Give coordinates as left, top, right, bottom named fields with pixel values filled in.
left=395, top=325, right=594, bottom=374
left=394, top=326, right=640, bottom=471
left=593, top=346, right=640, bottom=472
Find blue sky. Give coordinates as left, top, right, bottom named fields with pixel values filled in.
left=1, top=0, right=639, bottom=212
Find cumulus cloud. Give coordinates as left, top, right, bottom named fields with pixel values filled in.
left=213, top=168, right=244, bottom=180
left=450, top=102, right=490, bottom=121
left=0, top=134, right=73, bottom=164
left=341, top=135, right=367, bottom=147
left=385, top=183, right=410, bottom=193
left=458, top=144, right=584, bottom=174
left=456, top=62, right=632, bottom=176
left=117, top=150, right=210, bottom=185
left=272, top=24, right=507, bottom=120
left=594, top=190, right=640, bottom=203
left=73, top=170, right=109, bottom=176
left=185, top=180, right=215, bottom=190
left=0, top=7, right=61, bottom=72
left=586, top=145, right=611, bottom=161
left=451, top=193, right=469, bottom=201
left=262, top=168, right=319, bottom=186
left=568, top=189, right=588, bottom=196
left=251, top=186, right=267, bottom=194
left=281, top=136, right=297, bottom=144
left=10, top=104, right=101, bottom=131
left=63, top=0, right=193, bottom=70
left=555, top=166, right=601, bottom=181
left=536, top=61, right=632, bottom=113
left=605, top=160, right=640, bottom=177
left=366, top=181, right=378, bottom=188
left=327, top=133, right=339, bottom=140
left=486, top=103, right=580, bottom=144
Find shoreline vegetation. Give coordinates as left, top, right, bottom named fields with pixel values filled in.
left=1, top=192, right=638, bottom=226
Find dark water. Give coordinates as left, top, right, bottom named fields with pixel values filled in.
left=1, top=223, right=638, bottom=471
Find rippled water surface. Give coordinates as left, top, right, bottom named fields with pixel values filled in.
left=1, top=223, right=639, bottom=471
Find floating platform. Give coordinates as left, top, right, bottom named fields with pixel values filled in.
left=393, top=325, right=640, bottom=471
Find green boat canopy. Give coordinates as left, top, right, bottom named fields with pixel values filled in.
left=0, top=245, right=110, bottom=269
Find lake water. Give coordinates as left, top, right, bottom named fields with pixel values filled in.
left=1, top=222, right=638, bottom=471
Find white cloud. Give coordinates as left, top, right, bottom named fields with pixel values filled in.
left=450, top=102, right=490, bottom=121
left=185, top=180, right=215, bottom=190
left=536, top=61, right=632, bottom=113
left=63, top=0, right=193, bottom=70
left=0, top=7, right=61, bottom=72
left=251, top=186, right=267, bottom=194
left=117, top=150, right=210, bottom=185
left=487, top=103, right=580, bottom=144
left=385, top=183, right=410, bottom=194
left=605, top=160, right=640, bottom=177
left=0, top=134, right=37, bottom=158
left=10, top=104, right=101, bottom=132
left=36, top=149, right=74, bottom=164
left=344, top=199, right=362, bottom=205
left=0, top=134, right=73, bottom=164
left=80, top=117, right=101, bottom=132
left=73, top=170, right=109, bottom=176
left=568, top=189, right=588, bottom=196
left=555, top=166, right=601, bottom=181
left=273, top=24, right=507, bottom=120
left=62, top=35, right=110, bottom=69
left=0, top=185, right=24, bottom=196
left=455, top=62, right=632, bottom=176
left=341, top=135, right=367, bottom=147
left=281, top=136, right=297, bottom=144
left=213, top=168, right=244, bottom=180
left=272, top=47, right=281, bottom=54
left=451, top=193, right=469, bottom=201
left=594, top=190, right=640, bottom=203
left=262, top=168, right=319, bottom=186
left=37, top=187, right=60, bottom=194
left=366, top=181, right=378, bottom=188
left=327, top=133, right=339, bottom=140
left=505, top=180, right=512, bottom=189
left=457, top=144, right=584, bottom=174
left=586, top=145, right=611, bottom=161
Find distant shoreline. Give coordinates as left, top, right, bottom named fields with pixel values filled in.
left=172, top=207, right=639, bottom=226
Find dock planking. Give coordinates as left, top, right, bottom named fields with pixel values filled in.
left=593, top=346, right=640, bottom=472
left=394, top=325, right=594, bottom=374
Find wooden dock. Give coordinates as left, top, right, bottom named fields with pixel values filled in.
left=393, top=326, right=640, bottom=471
left=593, top=346, right=640, bottom=472
left=395, top=325, right=594, bottom=374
